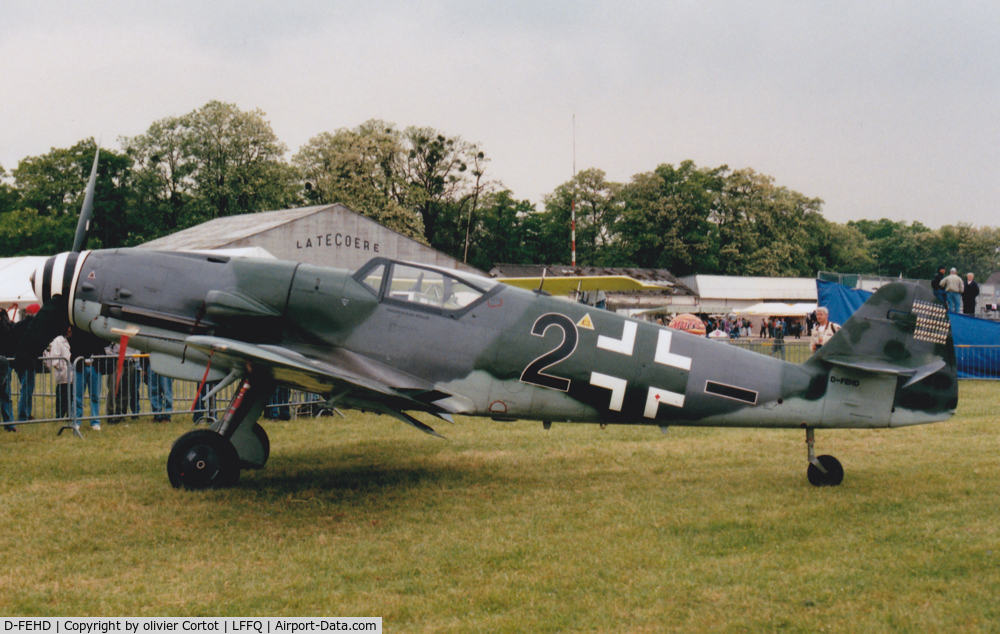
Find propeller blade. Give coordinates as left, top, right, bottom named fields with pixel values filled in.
left=14, top=297, right=70, bottom=373
left=71, top=147, right=100, bottom=253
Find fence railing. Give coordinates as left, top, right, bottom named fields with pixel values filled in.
left=724, top=340, right=1000, bottom=380
left=723, top=339, right=813, bottom=364
left=954, top=345, right=1000, bottom=380
left=1, top=354, right=324, bottom=432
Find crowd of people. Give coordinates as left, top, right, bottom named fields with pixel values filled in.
left=0, top=305, right=180, bottom=432
left=1, top=304, right=301, bottom=433
left=931, top=266, right=980, bottom=314
left=702, top=315, right=810, bottom=341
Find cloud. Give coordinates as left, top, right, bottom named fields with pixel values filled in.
left=2, top=1, right=999, bottom=227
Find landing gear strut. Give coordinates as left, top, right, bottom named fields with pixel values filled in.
left=167, top=375, right=275, bottom=490
left=805, top=427, right=843, bottom=487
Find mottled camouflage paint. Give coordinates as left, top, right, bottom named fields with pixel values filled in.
left=44, top=251, right=956, bottom=435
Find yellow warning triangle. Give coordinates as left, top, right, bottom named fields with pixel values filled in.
left=577, top=314, right=595, bottom=330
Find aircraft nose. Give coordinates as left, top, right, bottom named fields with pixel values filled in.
left=31, top=259, right=48, bottom=304
left=32, top=251, right=88, bottom=305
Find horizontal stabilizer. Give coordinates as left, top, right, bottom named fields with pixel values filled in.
left=825, top=356, right=946, bottom=385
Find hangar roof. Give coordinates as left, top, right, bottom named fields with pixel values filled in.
left=139, top=206, right=330, bottom=251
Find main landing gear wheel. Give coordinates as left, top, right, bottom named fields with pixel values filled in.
left=167, top=429, right=241, bottom=490
left=805, top=427, right=844, bottom=487
left=807, top=455, right=844, bottom=487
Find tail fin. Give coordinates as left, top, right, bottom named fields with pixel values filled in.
left=809, top=282, right=957, bottom=427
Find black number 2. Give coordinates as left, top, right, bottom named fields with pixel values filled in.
left=520, top=313, right=579, bottom=392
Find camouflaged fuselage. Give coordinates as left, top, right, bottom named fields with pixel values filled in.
left=52, top=251, right=957, bottom=430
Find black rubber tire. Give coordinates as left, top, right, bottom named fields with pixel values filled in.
left=807, top=454, right=844, bottom=487
left=241, top=423, right=270, bottom=470
left=167, top=429, right=241, bottom=490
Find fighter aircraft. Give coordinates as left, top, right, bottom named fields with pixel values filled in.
left=16, top=151, right=958, bottom=489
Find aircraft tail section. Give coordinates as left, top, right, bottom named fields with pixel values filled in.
left=808, top=282, right=957, bottom=427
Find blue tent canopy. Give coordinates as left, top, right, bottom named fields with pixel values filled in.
left=816, top=279, right=1000, bottom=379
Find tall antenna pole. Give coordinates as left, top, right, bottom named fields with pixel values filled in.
left=571, top=114, right=577, bottom=267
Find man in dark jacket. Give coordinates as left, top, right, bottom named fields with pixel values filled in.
left=931, top=266, right=947, bottom=305
left=67, top=326, right=107, bottom=430
left=12, top=304, right=40, bottom=423
left=963, top=273, right=980, bottom=315
left=0, top=308, right=14, bottom=431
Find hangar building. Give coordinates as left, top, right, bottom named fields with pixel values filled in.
left=139, top=204, right=481, bottom=273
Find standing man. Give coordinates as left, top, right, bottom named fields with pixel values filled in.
left=0, top=308, right=15, bottom=432
left=931, top=266, right=947, bottom=305
left=942, top=268, right=964, bottom=313
left=68, top=326, right=105, bottom=431
left=43, top=328, right=72, bottom=420
left=811, top=307, right=841, bottom=353
left=147, top=366, right=174, bottom=423
left=771, top=317, right=786, bottom=360
left=13, top=304, right=39, bottom=424
left=962, top=272, right=980, bottom=315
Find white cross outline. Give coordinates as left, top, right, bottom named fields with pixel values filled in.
left=654, top=329, right=691, bottom=370
left=597, top=321, right=637, bottom=356
left=644, top=387, right=685, bottom=418
left=642, top=328, right=692, bottom=418
left=590, top=372, right=627, bottom=411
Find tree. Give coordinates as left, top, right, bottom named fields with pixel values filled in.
left=181, top=101, right=295, bottom=220
left=615, top=161, right=725, bottom=275
left=713, top=169, right=825, bottom=276
left=292, top=120, right=424, bottom=239
left=0, top=209, right=76, bottom=255
left=11, top=143, right=90, bottom=217
left=123, top=101, right=297, bottom=241
left=3, top=139, right=132, bottom=253
left=541, top=169, right=622, bottom=266
left=849, top=219, right=933, bottom=278
left=0, top=164, right=19, bottom=214
left=402, top=127, right=487, bottom=249
left=933, top=223, right=1000, bottom=280
left=122, top=115, right=193, bottom=237
left=804, top=217, right=875, bottom=275
left=461, top=189, right=536, bottom=271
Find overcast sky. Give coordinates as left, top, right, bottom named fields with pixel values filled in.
left=2, top=1, right=998, bottom=228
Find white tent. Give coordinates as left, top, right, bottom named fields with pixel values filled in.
left=0, top=256, right=46, bottom=309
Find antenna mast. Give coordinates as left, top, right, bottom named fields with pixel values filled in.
left=571, top=114, right=577, bottom=267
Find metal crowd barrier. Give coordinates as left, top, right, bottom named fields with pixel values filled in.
left=1, top=354, right=326, bottom=434
left=954, top=345, right=1000, bottom=380
left=723, top=339, right=813, bottom=364
left=725, top=340, right=1000, bottom=380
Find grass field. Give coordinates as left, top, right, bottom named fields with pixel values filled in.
left=1, top=381, right=998, bottom=631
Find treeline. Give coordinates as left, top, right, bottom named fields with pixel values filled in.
left=1, top=101, right=997, bottom=279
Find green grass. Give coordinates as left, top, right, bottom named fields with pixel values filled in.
left=2, top=382, right=999, bottom=631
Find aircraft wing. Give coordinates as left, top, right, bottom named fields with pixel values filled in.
left=183, top=335, right=474, bottom=420
left=499, top=275, right=671, bottom=294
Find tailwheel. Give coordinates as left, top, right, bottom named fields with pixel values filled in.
left=805, top=428, right=844, bottom=487
left=167, top=429, right=241, bottom=490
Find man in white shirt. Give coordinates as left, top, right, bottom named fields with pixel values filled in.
left=810, top=307, right=840, bottom=353
left=941, top=268, right=964, bottom=313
